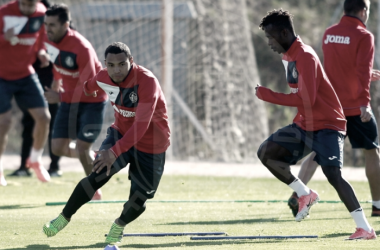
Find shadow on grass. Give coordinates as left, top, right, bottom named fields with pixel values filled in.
left=0, top=204, right=42, bottom=210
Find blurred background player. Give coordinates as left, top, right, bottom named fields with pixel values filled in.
left=287, top=0, right=380, bottom=218
left=42, top=42, right=170, bottom=247
left=43, top=4, right=107, bottom=198
left=8, top=0, right=61, bottom=178
left=256, top=9, right=376, bottom=240
left=0, top=0, right=52, bottom=185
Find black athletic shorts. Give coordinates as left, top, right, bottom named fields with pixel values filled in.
left=98, top=127, right=165, bottom=199
left=265, top=123, right=344, bottom=167
left=0, top=74, right=47, bottom=113
left=52, top=101, right=106, bottom=143
left=346, top=113, right=379, bottom=150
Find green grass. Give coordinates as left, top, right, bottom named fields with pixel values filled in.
left=0, top=171, right=379, bottom=250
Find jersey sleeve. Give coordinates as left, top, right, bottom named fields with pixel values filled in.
left=257, top=54, right=318, bottom=109
left=83, top=74, right=102, bottom=95
left=356, top=33, right=374, bottom=107
left=110, top=77, right=160, bottom=157
left=0, top=10, right=8, bottom=44
left=77, top=46, right=100, bottom=85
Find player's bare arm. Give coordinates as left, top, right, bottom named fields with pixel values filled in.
left=371, top=69, right=380, bottom=82
left=92, top=149, right=117, bottom=176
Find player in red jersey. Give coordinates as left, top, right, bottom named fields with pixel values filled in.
left=288, top=0, right=380, bottom=219
left=42, top=42, right=170, bottom=247
left=0, top=0, right=52, bottom=185
left=256, top=9, right=376, bottom=240
left=43, top=4, right=107, bottom=199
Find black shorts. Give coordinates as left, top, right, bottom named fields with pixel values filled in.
left=52, top=102, right=106, bottom=143
left=346, top=114, right=379, bottom=150
left=266, top=123, right=344, bottom=167
left=99, top=127, right=165, bottom=199
left=0, top=74, right=47, bottom=113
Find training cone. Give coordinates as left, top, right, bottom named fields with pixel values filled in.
left=104, top=245, right=120, bottom=250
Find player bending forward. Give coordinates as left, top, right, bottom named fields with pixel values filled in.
left=42, top=42, right=171, bottom=247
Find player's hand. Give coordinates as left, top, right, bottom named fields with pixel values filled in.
left=4, top=28, right=18, bottom=45
left=37, top=50, right=50, bottom=68
left=371, top=69, right=380, bottom=82
left=83, top=81, right=98, bottom=97
left=360, top=106, right=372, bottom=123
left=92, top=149, right=117, bottom=176
left=44, top=86, right=60, bottom=104
left=84, top=90, right=98, bottom=97
left=255, top=84, right=261, bottom=96
left=51, top=79, right=64, bottom=93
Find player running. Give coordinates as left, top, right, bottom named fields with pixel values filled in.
left=43, top=4, right=107, bottom=199
left=42, top=42, right=170, bottom=247
left=0, top=0, right=51, bottom=185
left=287, top=0, right=380, bottom=219
left=256, top=9, right=376, bottom=240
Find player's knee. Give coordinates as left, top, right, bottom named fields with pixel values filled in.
left=51, top=143, right=66, bottom=156
left=257, top=141, right=271, bottom=163
left=33, top=110, right=51, bottom=125
left=0, top=115, right=12, bottom=130
left=74, top=140, right=92, bottom=155
left=321, top=166, right=342, bottom=186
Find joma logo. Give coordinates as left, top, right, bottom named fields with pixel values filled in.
left=324, top=35, right=350, bottom=45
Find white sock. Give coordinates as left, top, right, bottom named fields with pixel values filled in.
left=350, top=208, right=371, bottom=232
left=0, top=157, right=3, bottom=173
left=372, top=200, right=380, bottom=209
left=30, top=148, right=44, bottom=163
left=288, top=178, right=310, bottom=197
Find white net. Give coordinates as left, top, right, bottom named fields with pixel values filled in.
left=3, top=0, right=268, bottom=162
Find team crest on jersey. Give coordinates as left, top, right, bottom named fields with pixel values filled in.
left=32, top=20, right=41, bottom=31
left=129, top=92, right=138, bottom=103
left=292, top=67, right=298, bottom=79
left=65, top=56, right=75, bottom=68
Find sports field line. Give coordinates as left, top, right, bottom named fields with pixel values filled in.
left=45, top=199, right=372, bottom=206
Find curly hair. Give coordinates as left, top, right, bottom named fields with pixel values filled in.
left=259, top=9, right=295, bottom=34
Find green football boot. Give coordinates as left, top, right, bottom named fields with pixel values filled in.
left=105, top=222, right=125, bottom=245
left=43, top=214, right=69, bottom=237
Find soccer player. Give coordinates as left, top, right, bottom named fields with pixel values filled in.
left=287, top=0, right=380, bottom=218
left=8, top=58, right=61, bottom=178
left=8, top=0, right=61, bottom=178
left=42, top=42, right=170, bottom=247
left=256, top=9, right=376, bottom=240
left=43, top=4, right=107, bottom=196
left=0, top=0, right=52, bottom=185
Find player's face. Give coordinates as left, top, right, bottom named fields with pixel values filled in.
left=264, top=24, right=286, bottom=54
left=44, top=15, right=68, bottom=43
left=18, top=0, right=38, bottom=16
left=105, top=53, right=133, bottom=84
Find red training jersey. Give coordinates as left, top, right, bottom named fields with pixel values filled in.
left=0, top=1, right=46, bottom=80
left=84, top=64, right=171, bottom=156
left=322, top=15, right=374, bottom=116
left=44, top=28, right=106, bottom=103
left=256, top=37, right=346, bottom=133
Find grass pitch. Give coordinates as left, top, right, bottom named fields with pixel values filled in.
left=0, top=170, right=379, bottom=249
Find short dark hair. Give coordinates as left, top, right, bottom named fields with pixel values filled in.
left=45, top=3, right=70, bottom=24
left=344, top=0, right=369, bottom=15
left=104, top=42, right=132, bottom=59
left=259, top=9, right=295, bottom=34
